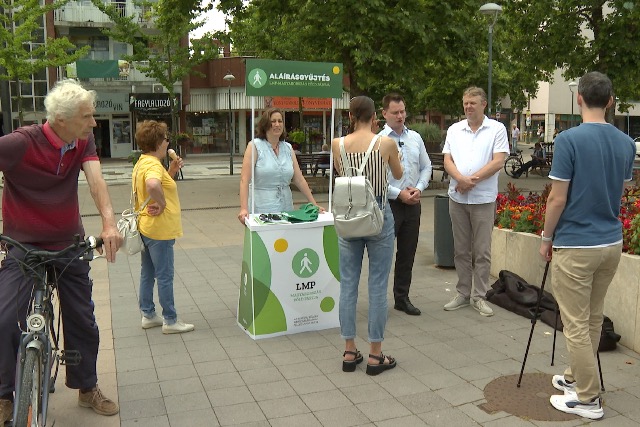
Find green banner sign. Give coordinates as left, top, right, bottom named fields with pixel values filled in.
left=245, top=59, right=343, bottom=98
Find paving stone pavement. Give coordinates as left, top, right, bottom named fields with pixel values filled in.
left=6, top=151, right=640, bottom=426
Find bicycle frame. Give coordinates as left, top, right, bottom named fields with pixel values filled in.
left=2, top=235, right=102, bottom=427
left=13, top=264, right=58, bottom=427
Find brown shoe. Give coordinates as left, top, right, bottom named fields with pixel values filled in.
left=0, top=399, right=12, bottom=424
left=78, top=385, right=119, bottom=416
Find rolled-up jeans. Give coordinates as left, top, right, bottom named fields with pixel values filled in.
left=338, top=199, right=395, bottom=342
left=139, top=234, right=177, bottom=324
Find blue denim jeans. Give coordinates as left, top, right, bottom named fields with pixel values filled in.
left=140, top=234, right=177, bottom=324
left=338, top=200, right=395, bottom=342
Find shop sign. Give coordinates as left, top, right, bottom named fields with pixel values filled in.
left=245, top=59, right=343, bottom=98
left=267, top=96, right=332, bottom=110
left=129, top=93, right=180, bottom=114
left=95, top=92, right=129, bottom=113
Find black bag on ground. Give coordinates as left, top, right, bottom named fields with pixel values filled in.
left=599, top=316, right=621, bottom=352
left=487, top=270, right=621, bottom=351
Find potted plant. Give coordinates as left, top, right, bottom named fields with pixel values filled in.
left=410, top=122, right=443, bottom=153
left=288, top=129, right=306, bottom=151
left=174, top=132, right=193, bottom=157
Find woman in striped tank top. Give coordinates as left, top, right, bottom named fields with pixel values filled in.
left=331, top=96, right=403, bottom=376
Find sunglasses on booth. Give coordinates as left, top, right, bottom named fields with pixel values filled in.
left=259, top=213, right=282, bottom=222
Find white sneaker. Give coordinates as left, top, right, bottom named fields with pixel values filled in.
left=443, top=294, right=470, bottom=311
left=552, top=374, right=576, bottom=394
left=550, top=394, right=603, bottom=420
left=162, top=320, right=195, bottom=334
left=472, top=298, right=494, bottom=317
left=141, top=314, right=163, bottom=329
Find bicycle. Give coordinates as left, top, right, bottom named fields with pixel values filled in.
left=504, top=149, right=524, bottom=177
left=0, top=234, right=103, bottom=427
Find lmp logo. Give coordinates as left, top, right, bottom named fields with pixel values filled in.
left=248, top=68, right=267, bottom=88
left=292, top=249, right=319, bottom=278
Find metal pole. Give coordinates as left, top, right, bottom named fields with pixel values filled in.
left=570, top=92, right=574, bottom=128
left=488, top=25, right=493, bottom=116
left=228, top=85, right=233, bottom=175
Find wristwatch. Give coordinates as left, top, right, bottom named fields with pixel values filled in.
left=541, top=231, right=553, bottom=242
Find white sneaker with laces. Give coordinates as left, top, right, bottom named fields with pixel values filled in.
left=141, top=314, right=163, bottom=329
left=552, top=374, right=576, bottom=394
left=443, top=294, right=470, bottom=311
left=472, top=298, right=494, bottom=317
left=162, top=320, right=195, bottom=334
left=550, top=394, right=603, bottom=420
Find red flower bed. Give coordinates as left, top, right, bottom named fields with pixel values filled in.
left=495, top=183, right=640, bottom=254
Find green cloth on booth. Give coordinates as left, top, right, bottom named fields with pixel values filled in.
left=281, top=203, right=319, bottom=223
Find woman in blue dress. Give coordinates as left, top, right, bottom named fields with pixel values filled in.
left=238, top=108, right=323, bottom=224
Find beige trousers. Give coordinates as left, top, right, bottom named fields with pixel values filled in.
left=552, top=244, right=622, bottom=401
left=448, top=200, right=495, bottom=300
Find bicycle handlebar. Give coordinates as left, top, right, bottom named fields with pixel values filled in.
left=0, top=234, right=103, bottom=261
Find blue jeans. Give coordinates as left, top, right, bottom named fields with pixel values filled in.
left=140, top=234, right=177, bottom=324
left=338, top=200, right=395, bottom=342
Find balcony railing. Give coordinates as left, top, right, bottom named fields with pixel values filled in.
left=53, top=1, right=153, bottom=26
left=61, top=60, right=158, bottom=82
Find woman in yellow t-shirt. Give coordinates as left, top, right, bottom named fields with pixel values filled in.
left=133, top=120, right=193, bottom=334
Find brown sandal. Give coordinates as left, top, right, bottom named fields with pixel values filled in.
left=366, top=353, right=396, bottom=376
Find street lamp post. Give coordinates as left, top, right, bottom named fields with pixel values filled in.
left=568, top=81, right=577, bottom=128
left=223, top=72, right=236, bottom=175
left=479, top=2, right=502, bottom=116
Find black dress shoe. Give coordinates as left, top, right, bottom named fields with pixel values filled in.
left=394, top=298, right=421, bottom=315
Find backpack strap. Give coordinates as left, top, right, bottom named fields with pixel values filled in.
left=339, top=135, right=380, bottom=177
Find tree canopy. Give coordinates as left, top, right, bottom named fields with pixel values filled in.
left=217, top=0, right=640, bottom=117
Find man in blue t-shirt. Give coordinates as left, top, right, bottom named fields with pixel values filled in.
left=540, top=71, right=635, bottom=420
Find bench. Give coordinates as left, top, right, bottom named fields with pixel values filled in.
left=428, top=152, right=448, bottom=181
left=530, top=143, right=554, bottom=176
left=296, top=153, right=332, bottom=177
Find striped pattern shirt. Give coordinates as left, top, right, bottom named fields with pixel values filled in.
left=340, top=149, right=389, bottom=199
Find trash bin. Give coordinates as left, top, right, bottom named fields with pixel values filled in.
left=434, top=194, right=455, bottom=268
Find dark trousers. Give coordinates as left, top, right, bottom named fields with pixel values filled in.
left=516, top=159, right=544, bottom=175
left=389, top=199, right=421, bottom=301
left=0, top=246, right=99, bottom=397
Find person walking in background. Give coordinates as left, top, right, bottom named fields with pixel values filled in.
left=513, top=142, right=546, bottom=178
left=332, top=96, right=403, bottom=375
left=511, top=123, right=520, bottom=152
left=442, top=86, right=509, bottom=317
left=237, top=108, right=323, bottom=225
left=379, top=93, right=432, bottom=316
left=537, top=124, right=545, bottom=142
left=540, top=71, right=635, bottom=420
left=0, top=79, right=122, bottom=423
left=134, top=120, right=194, bottom=335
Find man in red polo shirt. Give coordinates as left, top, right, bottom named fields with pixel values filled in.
left=0, top=79, right=123, bottom=423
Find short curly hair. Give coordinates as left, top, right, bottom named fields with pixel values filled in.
left=256, top=108, right=286, bottom=140
left=135, top=120, right=167, bottom=153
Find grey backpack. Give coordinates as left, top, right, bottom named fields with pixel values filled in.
left=333, top=135, right=384, bottom=238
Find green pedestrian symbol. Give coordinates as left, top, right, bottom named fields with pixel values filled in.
left=248, top=68, right=267, bottom=88
left=292, top=249, right=319, bottom=278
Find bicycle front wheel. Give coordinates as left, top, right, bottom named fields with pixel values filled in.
left=15, top=348, right=43, bottom=427
left=504, top=156, right=523, bottom=177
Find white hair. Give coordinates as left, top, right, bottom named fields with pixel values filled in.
left=44, top=79, right=97, bottom=124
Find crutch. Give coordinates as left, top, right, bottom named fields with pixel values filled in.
left=517, top=261, right=550, bottom=387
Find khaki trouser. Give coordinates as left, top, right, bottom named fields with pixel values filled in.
left=552, top=244, right=622, bottom=401
left=448, top=200, right=495, bottom=300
